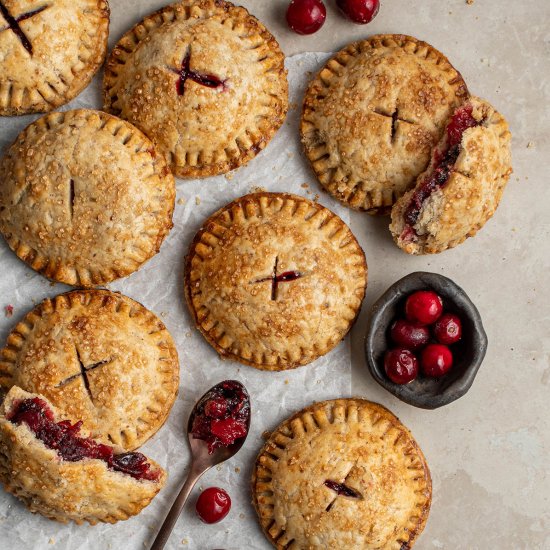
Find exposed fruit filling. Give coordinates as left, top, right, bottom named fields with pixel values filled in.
left=8, top=398, right=159, bottom=481
left=171, top=50, right=226, bottom=96
left=0, top=2, right=49, bottom=56
left=324, top=480, right=361, bottom=498
left=191, top=380, right=250, bottom=454
left=402, top=105, right=481, bottom=234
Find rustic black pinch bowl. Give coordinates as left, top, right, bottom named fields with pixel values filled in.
left=365, top=272, right=488, bottom=409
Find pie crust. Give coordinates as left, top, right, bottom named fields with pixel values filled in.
left=0, top=109, right=175, bottom=286
left=301, top=34, right=468, bottom=213
left=185, top=192, right=367, bottom=371
left=390, top=95, right=513, bottom=254
left=103, top=0, right=288, bottom=178
left=0, top=386, right=167, bottom=524
left=0, top=289, right=180, bottom=450
left=252, top=398, right=432, bottom=549
left=0, top=0, right=109, bottom=116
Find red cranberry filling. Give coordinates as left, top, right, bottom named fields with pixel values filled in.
left=0, top=2, right=49, bottom=56
left=8, top=398, right=159, bottom=481
left=324, top=480, right=361, bottom=498
left=191, top=380, right=250, bottom=454
left=402, top=105, right=481, bottom=231
left=171, top=50, right=226, bottom=96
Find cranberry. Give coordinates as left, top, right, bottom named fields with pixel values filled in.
left=210, top=417, right=248, bottom=446
left=196, top=487, right=231, bottom=524
left=421, top=344, right=453, bottom=377
left=384, top=348, right=418, bottom=385
left=405, top=290, right=443, bottom=325
left=447, top=104, right=478, bottom=148
left=390, top=319, right=430, bottom=350
left=336, top=0, right=380, bottom=24
left=204, top=398, right=227, bottom=418
left=434, top=313, right=462, bottom=345
left=286, top=0, right=326, bottom=35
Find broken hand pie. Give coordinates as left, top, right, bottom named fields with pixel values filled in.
left=0, top=0, right=109, bottom=115
left=104, top=0, right=288, bottom=178
left=252, top=399, right=432, bottom=549
left=185, top=192, right=367, bottom=371
left=301, top=34, right=468, bottom=213
left=0, top=109, right=175, bottom=286
left=390, top=96, right=512, bottom=254
left=0, top=386, right=166, bottom=524
left=0, top=289, right=179, bottom=450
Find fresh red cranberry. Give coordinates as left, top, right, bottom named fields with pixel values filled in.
left=336, top=0, right=380, bottom=24
left=434, top=313, right=462, bottom=345
left=405, top=290, right=443, bottom=325
left=421, top=344, right=453, bottom=377
left=196, top=487, right=231, bottom=524
left=384, top=348, right=418, bottom=385
left=390, top=319, right=430, bottom=350
left=204, top=398, right=227, bottom=418
left=286, top=0, right=326, bottom=35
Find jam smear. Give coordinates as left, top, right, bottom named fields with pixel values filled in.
left=403, top=105, right=480, bottom=229
left=172, top=50, right=226, bottom=96
left=0, top=2, right=49, bottom=56
left=8, top=398, right=159, bottom=481
left=324, top=480, right=361, bottom=498
left=190, top=380, right=250, bottom=454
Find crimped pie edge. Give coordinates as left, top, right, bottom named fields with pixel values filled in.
left=252, top=398, right=432, bottom=550
left=0, top=289, right=180, bottom=451
left=184, top=192, right=367, bottom=371
left=0, top=108, right=175, bottom=286
left=0, top=0, right=110, bottom=116
left=301, top=33, right=469, bottom=213
left=103, top=0, right=288, bottom=178
left=0, top=386, right=167, bottom=524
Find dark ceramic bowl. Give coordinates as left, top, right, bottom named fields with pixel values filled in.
left=365, top=272, right=487, bottom=409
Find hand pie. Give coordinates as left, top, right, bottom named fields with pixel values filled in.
left=104, top=0, right=288, bottom=178
left=390, top=96, right=512, bottom=254
left=0, top=289, right=179, bottom=450
left=0, top=0, right=109, bottom=115
left=0, top=386, right=166, bottom=524
left=252, top=399, right=432, bottom=549
left=301, top=34, right=468, bottom=213
left=185, top=192, right=367, bottom=370
left=0, top=109, right=175, bottom=286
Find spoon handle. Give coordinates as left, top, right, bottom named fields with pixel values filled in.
left=151, top=460, right=204, bottom=550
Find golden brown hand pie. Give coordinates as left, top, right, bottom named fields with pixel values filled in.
left=104, top=0, right=288, bottom=178
left=0, top=0, right=109, bottom=115
left=0, top=109, right=175, bottom=286
left=0, top=289, right=179, bottom=450
left=301, top=34, right=468, bottom=213
left=390, top=95, right=512, bottom=254
left=0, top=386, right=166, bottom=524
left=185, top=192, right=367, bottom=371
left=252, top=399, right=432, bottom=550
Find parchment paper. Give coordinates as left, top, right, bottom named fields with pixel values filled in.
left=0, top=53, right=350, bottom=550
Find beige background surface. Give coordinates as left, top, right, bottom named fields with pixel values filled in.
left=0, top=0, right=548, bottom=549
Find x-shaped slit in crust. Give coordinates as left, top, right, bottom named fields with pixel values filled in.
left=372, top=107, right=416, bottom=142
left=324, top=463, right=363, bottom=512
left=56, top=346, right=112, bottom=406
left=168, top=45, right=227, bottom=97
left=251, top=256, right=304, bottom=301
left=0, top=2, right=49, bottom=56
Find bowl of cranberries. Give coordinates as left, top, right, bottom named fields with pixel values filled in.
left=365, top=272, right=487, bottom=409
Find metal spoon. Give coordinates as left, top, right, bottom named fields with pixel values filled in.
left=151, top=380, right=251, bottom=550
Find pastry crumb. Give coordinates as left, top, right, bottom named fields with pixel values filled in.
left=4, top=305, right=13, bottom=317
left=49, top=281, right=56, bottom=287
left=234, top=467, right=241, bottom=473
left=527, top=141, right=535, bottom=148
left=301, top=183, right=309, bottom=189
left=181, top=539, right=188, bottom=545
left=185, top=331, right=192, bottom=338
left=250, top=186, right=266, bottom=193
left=466, top=0, right=474, bottom=4
left=195, top=196, right=201, bottom=205
left=48, top=539, right=55, bottom=545
left=262, top=430, right=271, bottom=440
left=160, top=311, right=167, bottom=318
left=284, top=379, right=289, bottom=384
left=225, top=172, right=234, bottom=181
left=239, top=513, right=245, bottom=519
left=216, top=465, right=222, bottom=471
left=177, top=197, right=186, bottom=205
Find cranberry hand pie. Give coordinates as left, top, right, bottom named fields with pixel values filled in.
left=185, top=192, right=367, bottom=371
left=301, top=34, right=468, bottom=213
left=0, top=0, right=109, bottom=115
left=252, top=399, right=432, bottom=549
left=0, top=290, right=179, bottom=450
left=104, top=0, right=288, bottom=178
left=0, top=386, right=166, bottom=524
left=0, top=109, right=175, bottom=286
left=390, top=96, right=512, bottom=254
